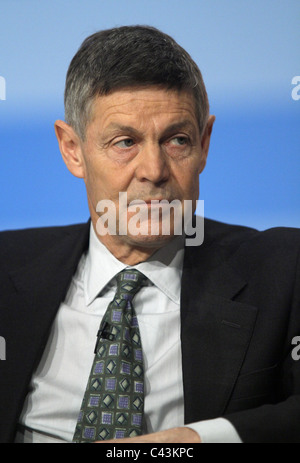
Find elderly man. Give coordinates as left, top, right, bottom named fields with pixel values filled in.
left=0, top=25, right=299, bottom=444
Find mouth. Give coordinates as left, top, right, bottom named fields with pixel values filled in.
left=126, top=198, right=182, bottom=219
left=128, top=198, right=174, bottom=205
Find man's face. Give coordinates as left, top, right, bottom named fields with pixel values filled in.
left=57, top=86, right=214, bottom=256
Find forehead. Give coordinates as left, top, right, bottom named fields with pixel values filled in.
left=88, top=86, right=198, bottom=129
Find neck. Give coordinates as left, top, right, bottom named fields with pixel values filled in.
left=90, top=221, right=176, bottom=266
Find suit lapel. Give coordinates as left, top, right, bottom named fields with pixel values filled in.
left=181, top=233, right=258, bottom=424
left=2, top=222, right=90, bottom=441
left=9, top=222, right=90, bottom=361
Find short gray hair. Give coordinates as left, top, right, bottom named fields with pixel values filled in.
left=64, top=25, right=210, bottom=140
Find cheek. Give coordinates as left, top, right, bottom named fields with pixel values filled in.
left=84, top=158, right=133, bottom=202
left=175, top=163, right=200, bottom=197
left=188, top=175, right=200, bottom=199
left=82, top=159, right=106, bottom=201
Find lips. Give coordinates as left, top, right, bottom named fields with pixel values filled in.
left=128, top=198, right=174, bottom=205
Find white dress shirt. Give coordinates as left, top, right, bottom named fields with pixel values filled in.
left=15, top=225, right=241, bottom=443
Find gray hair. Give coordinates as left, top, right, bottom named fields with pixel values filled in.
left=64, top=25, right=210, bottom=140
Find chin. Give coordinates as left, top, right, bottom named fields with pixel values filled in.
left=124, top=232, right=178, bottom=249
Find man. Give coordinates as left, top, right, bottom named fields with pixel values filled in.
left=0, top=25, right=299, bottom=444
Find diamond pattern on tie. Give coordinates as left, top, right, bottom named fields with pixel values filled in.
left=73, top=269, right=146, bottom=442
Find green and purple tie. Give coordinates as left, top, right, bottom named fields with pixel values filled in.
left=73, top=269, right=146, bottom=442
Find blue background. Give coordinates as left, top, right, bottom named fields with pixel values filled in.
left=0, top=0, right=299, bottom=231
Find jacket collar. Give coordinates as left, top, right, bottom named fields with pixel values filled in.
left=180, top=222, right=258, bottom=423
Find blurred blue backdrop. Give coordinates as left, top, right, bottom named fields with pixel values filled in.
left=0, top=0, right=299, bottom=231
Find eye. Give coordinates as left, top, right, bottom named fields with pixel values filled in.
left=169, top=136, right=189, bottom=146
left=114, top=138, right=135, bottom=148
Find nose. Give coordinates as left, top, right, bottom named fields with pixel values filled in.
left=135, top=142, right=169, bottom=185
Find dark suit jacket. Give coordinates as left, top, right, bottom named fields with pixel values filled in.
left=0, top=218, right=300, bottom=443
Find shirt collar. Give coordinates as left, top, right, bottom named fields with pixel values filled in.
left=84, top=224, right=185, bottom=306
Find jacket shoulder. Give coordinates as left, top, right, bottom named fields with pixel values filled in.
left=0, top=223, right=89, bottom=270
left=204, top=217, right=300, bottom=249
left=200, top=218, right=300, bottom=272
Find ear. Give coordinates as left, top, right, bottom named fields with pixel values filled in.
left=54, top=120, right=85, bottom=178
left=198, top=115, right=215, bottom=174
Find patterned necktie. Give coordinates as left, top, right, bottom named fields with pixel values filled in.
left=73, top=269, right=147, bottom=442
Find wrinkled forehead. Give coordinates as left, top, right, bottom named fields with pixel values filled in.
left=87, top=86, right=199, bottom=131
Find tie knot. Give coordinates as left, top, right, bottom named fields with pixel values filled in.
left=115, top=269, right=147, bottom=301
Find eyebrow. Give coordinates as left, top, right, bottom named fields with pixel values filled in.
left=104, top=123, right=141, bottom=137
left=104, top=120, right=197, bottom=138
left=161, top=120, right=198, bottom=137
